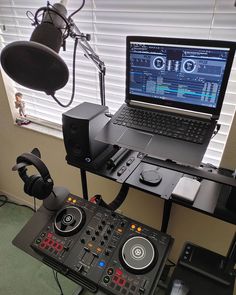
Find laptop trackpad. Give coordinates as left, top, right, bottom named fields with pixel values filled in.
left=118, top=129, right=152, bottom=150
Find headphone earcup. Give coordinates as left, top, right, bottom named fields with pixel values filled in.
left=31, top=176, right=52, bottom=200
left=16, top=150, right=54, bottom=200
left=24, top=175, right=51, bottom=199
left=24, top=175, right=41, bottom=196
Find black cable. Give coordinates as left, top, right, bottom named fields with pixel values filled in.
left=50, top=37, right=78, bottom=107
left=52, top=270, right=64, bottom=295
left=0, top=194, right=35, bottom=212
left=0, top=195, right=8, bottom=208
left=26, top=10, right=35, bottom=23
left=167, top=259, right=176, bottom=267
left=68, top=0, right=86, bottom=19
left=33, top=197, right=37, bottom=212
left=211, top=123, right=221, bottom=139
left=52, top=190, right=57, bottom=199
left=108, top=183, right=129, bottom=211
left=93, top=183, right=129, bottom=211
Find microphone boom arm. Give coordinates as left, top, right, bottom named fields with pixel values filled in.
left=70, top=21, right=106, bottom=106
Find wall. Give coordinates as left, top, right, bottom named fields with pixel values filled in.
left=221, top=113, right=236, bottom=170
left=0, top=70, right=235, bottom=291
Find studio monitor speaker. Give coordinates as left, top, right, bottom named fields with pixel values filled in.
left=62, top=102, right=110, bottom=166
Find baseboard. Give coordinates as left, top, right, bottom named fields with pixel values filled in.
left=0, top=190, right=41, bottom=210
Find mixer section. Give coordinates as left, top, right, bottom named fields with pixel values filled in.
left=64, top=207, right=129, bottom=285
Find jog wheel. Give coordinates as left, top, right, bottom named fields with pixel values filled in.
left=54, top=206, right=85, bottom=236
left=120, top=236, right=157, bottom=274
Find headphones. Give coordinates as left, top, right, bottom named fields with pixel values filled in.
left=14, top=151, right=54, bottom=200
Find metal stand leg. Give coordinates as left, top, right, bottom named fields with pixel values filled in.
left=161, top=200, right=172, bottom=233
left=80, top=169, right=88, bottom=200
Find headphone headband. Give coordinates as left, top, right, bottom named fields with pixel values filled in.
left=17, top=152, right=53, bottom=186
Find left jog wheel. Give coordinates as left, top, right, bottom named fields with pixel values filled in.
left=54, top=206, right=85, bottom=236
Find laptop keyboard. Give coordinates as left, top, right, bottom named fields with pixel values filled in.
left=113, top=107, right=211, bottom=144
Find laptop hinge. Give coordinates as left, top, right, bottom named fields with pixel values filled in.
left=129, top=100, right=213, bottom=120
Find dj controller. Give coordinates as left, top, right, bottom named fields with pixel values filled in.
left=31, top=194, right=173, bottom=295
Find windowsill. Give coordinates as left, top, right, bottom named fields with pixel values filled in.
left=15, top=120, right=63, bottom=140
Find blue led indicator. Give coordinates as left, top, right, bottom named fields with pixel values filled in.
left=98, top=261, right=105, bottom=268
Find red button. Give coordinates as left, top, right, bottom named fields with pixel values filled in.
left=40, top=242, right=46, bottom=249
left=47, top=233, right=53, bottom=238
left=115, top=268, right=123, bottom=276
left=118, top=278, right=126, bottom=287
left=48, top=240, right=53, bottom=246
left=112, top=276, right=119, bottom=283
left=56, top=244, right=63, bottom=251
left=53, top=242, right=58, bottom=248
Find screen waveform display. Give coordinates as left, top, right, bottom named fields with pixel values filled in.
left=129, top=42, right=229, bottom=108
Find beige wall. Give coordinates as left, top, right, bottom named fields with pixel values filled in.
left=221, top=113, right=236, bottom=169
left=0, top=71, right=235, bottom=292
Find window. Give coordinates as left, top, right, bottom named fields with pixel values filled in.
left=0, top=0, right=236, bottom=166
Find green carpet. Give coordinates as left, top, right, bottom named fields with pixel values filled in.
left=0, top=202, right=78, bottom=295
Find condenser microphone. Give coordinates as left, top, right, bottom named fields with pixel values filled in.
left=0, top=2, right=69, bottom=95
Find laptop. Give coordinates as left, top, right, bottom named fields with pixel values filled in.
left=96, top=36, right=235, bottom=166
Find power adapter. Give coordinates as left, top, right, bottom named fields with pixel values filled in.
left=172, top=177, right=201, bottom=203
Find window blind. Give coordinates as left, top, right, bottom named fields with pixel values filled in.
left=0, top=0, right=236, bottom=167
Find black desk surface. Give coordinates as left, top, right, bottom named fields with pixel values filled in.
left=75, top=151, right=236, bottom=226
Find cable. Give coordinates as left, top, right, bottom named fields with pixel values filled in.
left=68, top=0, right=86, bottom=19
left=0, top=195, right=8, bottom=208
left=167, top=259, right=176, bottom=267
left=211, top=123, right=221, bottom=139
left=91, top=183, right=130, bottom=211
left=53, top=270, right=64, bottom=295
left=26, top=10, right=35, bottom=23
left=0, top=194, right=35, bottom=212
left=33, top=197, right=37, bottom=212
left=50, top=37, right=78, bottom=107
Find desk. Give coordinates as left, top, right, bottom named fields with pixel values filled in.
left=69, top=148, right=236, bottom=232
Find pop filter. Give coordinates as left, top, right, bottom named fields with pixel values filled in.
left=1, top=40, right=69, bottom=95
left=0, top=1, right=106, bottom=107
left=0, top=4, right=70, bottom=96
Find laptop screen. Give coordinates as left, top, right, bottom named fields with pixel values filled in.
left=126, top=37, right=235, bottom=116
